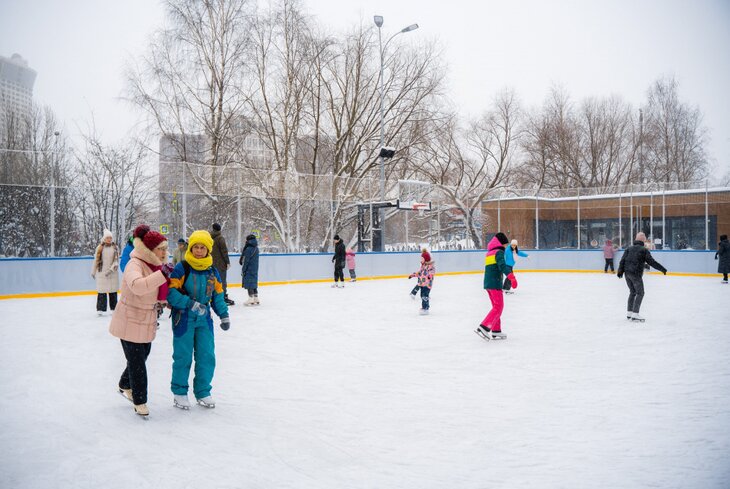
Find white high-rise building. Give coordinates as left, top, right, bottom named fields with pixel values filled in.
left=0, top=53, right=37, bottom=136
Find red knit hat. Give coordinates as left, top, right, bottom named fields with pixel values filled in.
left=133, top=224, right=168, bottom=250
left=421, top=249, right=431, bottom=262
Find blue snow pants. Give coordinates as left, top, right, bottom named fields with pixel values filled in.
left=171, top=320, right=216, bottom=399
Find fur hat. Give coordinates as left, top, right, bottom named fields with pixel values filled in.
left=421, top=249, right=431, bottom=262
left=188, top=230, right=214, bottom=253
left=102, top=228, right=113, bottom=240
left=495, top=232, right=509, bottom=245
left=635, top=232, right=647, bottom=242
left=211, top=223, right=222, bottom=232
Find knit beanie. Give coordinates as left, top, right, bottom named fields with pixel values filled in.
left=421, top=249, right=431, bottom=262
left=635, top=232, right=647, bottom=242
left=103, top=228, right=113, bottom=240
left=510, top=239, right=518, bottom=247
left=212, top=223, right=222, bottom=232
left=334, top=234, right=341, bottom=241
left=188, top=230, right=214, bottom=253
left=133, top=224, right=167, bottom=250
left=495, top=232, right=509, bottom=245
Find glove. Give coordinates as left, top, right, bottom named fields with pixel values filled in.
left=190, top=301, right=207, bottom=316
left=507, top=273, right=517, bottom=289
left=161, top=263, right=174, bottom=280
left=617, top=271, right=623, bottom=279
left=220, top=316, right=230, bottom=331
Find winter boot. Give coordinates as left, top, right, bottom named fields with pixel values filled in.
left=133, top=403, right=149, bottom=416
left=173, top=394, right=191, bottom=410
left=118, top=387, right=133, bottom=403
left=196, top=396, right=216, bottom=409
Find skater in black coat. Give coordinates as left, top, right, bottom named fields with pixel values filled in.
left=716, top=234, right=730, bottom=283
left=617, top=232, right=667, bottom=322
left=331, top=235, right=346, bottom=288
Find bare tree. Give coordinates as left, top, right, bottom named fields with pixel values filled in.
left=126, top=0, right=252, bottom=222
left=0, top=106, right=75, bottom=256
left=642, top=76, right=708, bottom=183
left=417, top=89, right=521, bottom=248
left=73, top=132, right=155, bottom=251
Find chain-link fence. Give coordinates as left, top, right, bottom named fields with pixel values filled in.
left=2, top=155, right=727, bottom=257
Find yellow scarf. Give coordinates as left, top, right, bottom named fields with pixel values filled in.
left=184, top=250, right=213, bottom=271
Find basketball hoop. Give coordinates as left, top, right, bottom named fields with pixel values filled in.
left=413, top=202, right=429, bottom=216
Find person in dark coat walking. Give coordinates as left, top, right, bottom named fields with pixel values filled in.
left=617, top=232, right=667, bottom=322
left=239, top=234, right=261, bottom=305
left=211, top=223, right=234, bottom=305
left=715, top=234, right=730, bottom=283
left=332, top=235, right=346, bottom=288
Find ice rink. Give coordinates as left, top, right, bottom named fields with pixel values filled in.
left=1, top=272, right=728, bottom=489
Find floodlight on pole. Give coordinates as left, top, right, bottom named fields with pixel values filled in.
left=373, top=15, right=418, bottom=251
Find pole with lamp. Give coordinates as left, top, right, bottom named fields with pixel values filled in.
left=373, top=15, right=418, bottom=251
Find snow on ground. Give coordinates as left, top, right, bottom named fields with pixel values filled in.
left=1, top=272, right=729, bottom=489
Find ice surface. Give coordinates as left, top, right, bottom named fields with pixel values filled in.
left=1, top=273, right=729, bottom=488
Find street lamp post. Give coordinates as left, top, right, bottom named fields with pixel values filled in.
left=373, top=15, right=418, bottom=251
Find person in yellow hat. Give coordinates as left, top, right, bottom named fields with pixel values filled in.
left=167, top=230, right=231, bottom=410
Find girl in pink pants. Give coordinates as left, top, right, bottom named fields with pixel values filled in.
left=478, top=232, right=517, bottom=339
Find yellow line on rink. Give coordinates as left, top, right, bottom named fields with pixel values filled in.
left=0, top=269, right=719, bottom=300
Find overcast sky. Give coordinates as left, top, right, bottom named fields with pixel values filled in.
left=1, top=0, right=729, bottom=179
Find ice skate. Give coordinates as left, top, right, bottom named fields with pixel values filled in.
left=196, top=396, right=216, bottom=409
left=410, top=293, right=416, bottom=300
left=626, top=310, right=633, bottom=320
left=475, top=324, right=492, bottom=341
left=244, top=297, right=255, bottom=306
left=722, top=279, right=728, bottom=284
left=118, top=387, right=133, bottom=403
left=173, top=394, right=191, bottom=410
left=419, top=308, right=429, bottom=315
left=133, top=403, right=149, bottom=417
left=97, top=311, right=105, bottom=317
left=490, top=330, right=508, bottom=340
left=350, top=278, right=356, bottom=282
left=224, top=295, right=235, bottom=306
left=331, top=283, right=338, bottom=288
left=631, top=312, right=646, bottom=322
left=253, top=294, right=260, bottom=305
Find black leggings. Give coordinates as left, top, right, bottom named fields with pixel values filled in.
left=247, top=288, right=258, bottom=296
left=334, top=266, right=344, bottom=282
left=97, top=292, right=118, bottom=311
left=119, top=340, right=152, bottom=405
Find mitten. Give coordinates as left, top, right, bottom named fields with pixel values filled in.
left=190, top=301, right=207, bottom=316
left=507, top=272, right=518, bottom=289
left=220, top=316, right=230, bottom=331
left=161, top=263, right=174, bottom=280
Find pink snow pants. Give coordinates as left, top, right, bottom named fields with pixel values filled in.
left=480, top=289, right=504, bottom=332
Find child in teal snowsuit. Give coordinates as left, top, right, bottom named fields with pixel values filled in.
left=167, top=230, right=230, bottom=409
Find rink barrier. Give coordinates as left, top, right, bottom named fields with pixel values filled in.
left=0, top=249, right=720, bottom=300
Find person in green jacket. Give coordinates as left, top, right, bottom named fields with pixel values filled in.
left=476, top=232, right=517, bottom=340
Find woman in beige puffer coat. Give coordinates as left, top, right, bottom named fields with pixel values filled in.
left=109, top=224, right=169, bottom=417
left=92, top=229, right=119, bottom=315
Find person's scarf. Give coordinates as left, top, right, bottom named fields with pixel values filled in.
left=184, top=249, right=213, bottom=271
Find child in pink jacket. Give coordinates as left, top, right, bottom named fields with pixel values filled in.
left=408, top=249, right=435, bottom=315
left=346, top=248, right=357, bottom=282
